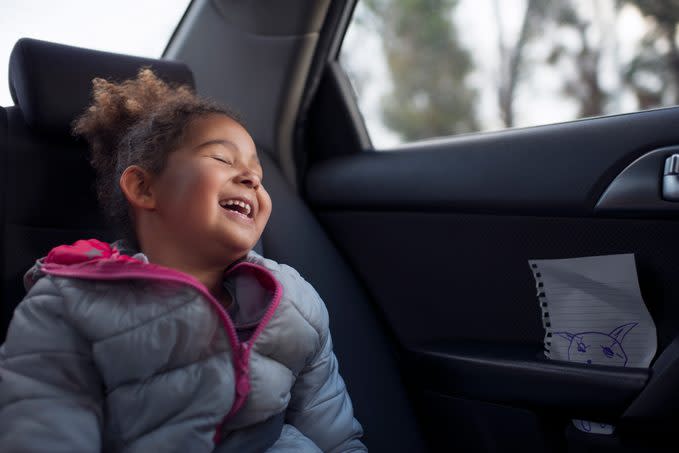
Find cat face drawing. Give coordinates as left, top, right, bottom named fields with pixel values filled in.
left=554, top=322, right=638, bottom=366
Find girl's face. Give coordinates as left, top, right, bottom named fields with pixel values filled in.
left=150, top=113, right=272, bottom=264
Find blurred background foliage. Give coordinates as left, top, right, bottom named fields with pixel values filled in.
left=342, top=0, right=679, bottom=144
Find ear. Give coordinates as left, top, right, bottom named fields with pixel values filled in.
left=609, top=322, right=638, bottom=343
left=119, top=165, right=156, bottom=210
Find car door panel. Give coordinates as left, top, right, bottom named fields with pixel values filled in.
left=301, top=66, right=679, bottom=451
left=409, top=342, right=649, bottom=418
left=314, top=211, right=679, bottom=350
left=307, top=107, right=679, bottom=216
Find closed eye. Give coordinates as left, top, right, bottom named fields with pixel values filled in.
left=212, top=156, right=233, bottom=165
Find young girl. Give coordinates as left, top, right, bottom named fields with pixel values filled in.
left=0, top=69, right=366, bottom=452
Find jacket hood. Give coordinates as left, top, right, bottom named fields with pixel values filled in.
left=24, top=239, right=146, bottom=292
left=23, top=239, right=262, bottom=292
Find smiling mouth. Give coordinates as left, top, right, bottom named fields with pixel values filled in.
left=219, top=199, right=253, bottom=218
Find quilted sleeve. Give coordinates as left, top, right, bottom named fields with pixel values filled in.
left=284, top=280, right=367, bottom=453
left=0, top=276, right=104, bottom=452
left=266, top=424, right=323, bottom=452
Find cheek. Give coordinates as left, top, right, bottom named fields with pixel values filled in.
left=158, top=169, right=211, bottom=212
left=257, top=191, right=273, bottom=225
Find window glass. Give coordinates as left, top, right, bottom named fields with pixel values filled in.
left=0, top=0, right=191, bottom=106
left=340, top=0, right=674, bottom=148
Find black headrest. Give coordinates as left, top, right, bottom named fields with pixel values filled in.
left=9, top=38, right=195, bottom=136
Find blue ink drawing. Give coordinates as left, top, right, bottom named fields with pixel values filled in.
left=577, top=420, right=610, bottom=433
left=554, top=322, right=638, bottom=367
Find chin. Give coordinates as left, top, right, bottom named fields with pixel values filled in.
left=209, top=230, right=261, bottom=258
left=222, top=239, right=258, bottom=258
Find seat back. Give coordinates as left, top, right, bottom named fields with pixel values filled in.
left=1, top=38, right=194, bottom=339
left=258, top=150, right=427, bottom=451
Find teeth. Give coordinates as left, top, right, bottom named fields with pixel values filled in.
left=220, top=199, right=253, bottom=217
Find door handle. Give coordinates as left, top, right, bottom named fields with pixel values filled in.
left=595, top=146, right=679, bottom=214
left=662, top=154, right=679, bottom=201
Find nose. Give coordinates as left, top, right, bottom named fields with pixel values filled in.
left=235, top=170, right=260, bottom=189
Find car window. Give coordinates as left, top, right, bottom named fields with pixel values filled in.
left=340, top=0, right=677, bottom=148
left=0, top=0, right=191, bottom=107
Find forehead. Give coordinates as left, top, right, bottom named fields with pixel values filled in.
left=184, top=113, right=259, bottom=163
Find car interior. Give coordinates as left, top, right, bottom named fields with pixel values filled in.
left=3, top=1, right=679, bottom=452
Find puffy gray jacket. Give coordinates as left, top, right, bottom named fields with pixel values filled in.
left=0, top=239, right=366, bottom=452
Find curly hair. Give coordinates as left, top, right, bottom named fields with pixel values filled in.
left=72, top=68, right=241, bottom=245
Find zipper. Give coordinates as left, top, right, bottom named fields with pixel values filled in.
left=219, top=262, right=283, bottom=418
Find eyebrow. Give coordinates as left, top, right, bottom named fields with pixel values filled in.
left=195, top=139, right=239, bottom=152
left=196, top=139, right=262, bottom=168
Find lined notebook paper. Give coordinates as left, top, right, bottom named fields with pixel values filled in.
left=528, top=254, right=657, bottom=434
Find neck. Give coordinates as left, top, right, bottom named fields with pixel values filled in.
left=147, top=252, right=233, bottom=309
left=150, top=252, right=224, bottom=290
left=134, top=217, right=243, bottom=306
left=137, top=239, right=233, bottom=304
